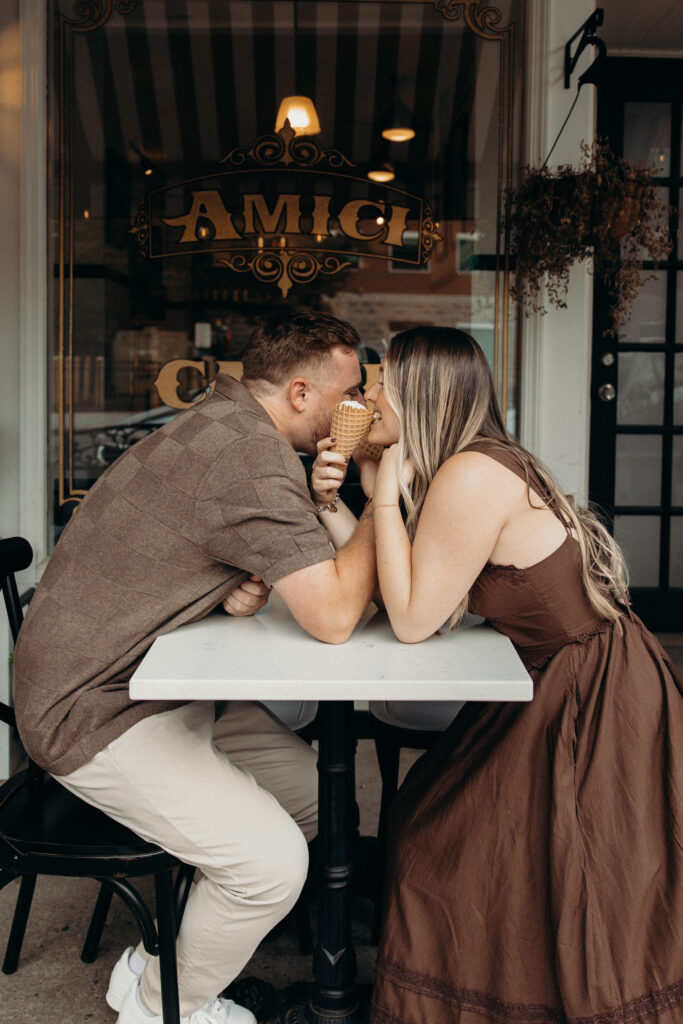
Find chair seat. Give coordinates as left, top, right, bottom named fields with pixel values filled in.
left=260, top=700, right=318, bottom=731
left=0, top=769, right=177, bottom=877
left=369, top=699, right=464, bottom=731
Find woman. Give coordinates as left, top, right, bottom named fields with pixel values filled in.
left=316, top=327, right=683, bottom=1024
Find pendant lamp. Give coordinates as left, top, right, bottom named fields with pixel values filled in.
left=275, top=95, right=321, bottom=136
left=274, top=2, right=321, bottom=137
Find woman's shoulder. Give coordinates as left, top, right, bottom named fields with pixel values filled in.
left=431, top=443, right=523, bottom=499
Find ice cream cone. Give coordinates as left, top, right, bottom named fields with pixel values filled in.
left=330, top=402, right=374, bottom=458
left=358, top=435, right=385, bottom=462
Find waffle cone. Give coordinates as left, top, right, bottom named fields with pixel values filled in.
left=358, top=436, right=385, bottom=462
left=330, top=403, right=374, bottom=458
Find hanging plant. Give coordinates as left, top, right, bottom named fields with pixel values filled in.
left=507, top=140, right=672, bottom=335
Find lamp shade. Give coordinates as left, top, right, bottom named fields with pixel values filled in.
left=367, top=163, right=396, bottom=183
left=275, top=96, right=321, bottom=136
left=380, top=96, right=415, bottom=142
left=381, top=126, right=415, bottom=143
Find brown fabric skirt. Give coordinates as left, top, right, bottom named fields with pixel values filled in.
left=370, top=621, right=683, bottom=1024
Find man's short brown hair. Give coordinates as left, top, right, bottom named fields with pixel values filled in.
left=241, top=308, right=360, bottom=387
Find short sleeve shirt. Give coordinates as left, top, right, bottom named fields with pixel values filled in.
left=13, top=375, right=335, bottom=775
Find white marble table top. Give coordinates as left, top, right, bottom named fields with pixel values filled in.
left=130, top=594, right=533, bottom=703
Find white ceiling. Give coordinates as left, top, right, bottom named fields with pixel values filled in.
left=598, top=0, right=683, bottom=55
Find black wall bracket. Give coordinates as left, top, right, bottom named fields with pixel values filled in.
left=564, top=8, right=607, bottom=89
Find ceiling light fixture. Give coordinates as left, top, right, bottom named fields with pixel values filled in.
left=275, top=96, right=321, bottom=137
left=274, top=2, right=321, bottom=137
left=381, top=95, right=415, bottom=143
left=367, top=163, right=396, bottom=183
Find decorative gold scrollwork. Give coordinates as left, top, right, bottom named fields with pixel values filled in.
left=129, top=200, right=150, bottom=255
left=420, top=201, right=443, bottom=259
left=66, top=0, right=142, bottom=30
left=217, top=250, right=353, bottom=298
left=220, top=121, right=354, bottom=170
left=432, top=1, right=505, bottom=40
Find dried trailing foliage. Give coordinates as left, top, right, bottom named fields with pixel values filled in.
left=508, top=140, right=673, bottom=335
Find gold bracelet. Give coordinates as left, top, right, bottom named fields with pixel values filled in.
left=374, top=503, right=399, bottom=509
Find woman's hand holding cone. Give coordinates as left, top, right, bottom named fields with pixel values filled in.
left=311, top=437, right=349, bottom=505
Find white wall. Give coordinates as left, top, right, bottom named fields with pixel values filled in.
left=0, top=1, right=22, bottom=774
left=519, top=0, right=597, bottom=503
left=0, top=1, right=46, bottom=775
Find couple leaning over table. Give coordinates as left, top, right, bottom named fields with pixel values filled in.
left=12, top=310, right=683, bottom=1024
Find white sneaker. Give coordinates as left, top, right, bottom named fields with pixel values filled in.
left=107, top=946, right=137, bottom=1011
left=191, top=998, right=257, bottom=1024
left=116, top=978, right=257, bottom=1024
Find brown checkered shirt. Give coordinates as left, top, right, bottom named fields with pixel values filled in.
left=13, top=375, right=334, bottom=774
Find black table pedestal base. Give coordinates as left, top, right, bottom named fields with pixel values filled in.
left=285, top=983, right=371, bottom=1024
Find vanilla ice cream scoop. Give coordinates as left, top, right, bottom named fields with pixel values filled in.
left=337, top=400, right=367, bottom=410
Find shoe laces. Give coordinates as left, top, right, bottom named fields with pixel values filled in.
left=192, top=998, right=234, bottom=1023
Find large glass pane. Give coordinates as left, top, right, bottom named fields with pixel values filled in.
left=618, top=274, right=667, bottom=343
left=624, top=102, right=671, bottom=176
left=49, top=0, right=524, bottom=540
left=617, top=351, right=665, bottom=425
left=670, top=518, right=683, bottom=587
left=675, top=355, right=683, bottom=424
left=614, top=435, right=661, bottom=507
left=673, top=437, right=683, bottom=506
left=614, top=515, right=660, bottom=587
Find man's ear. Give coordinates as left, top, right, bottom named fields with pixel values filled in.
left=287, top=377, right=311, bottom=413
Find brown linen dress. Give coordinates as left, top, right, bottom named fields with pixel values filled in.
left=371, top=442, right=683, bottom=1024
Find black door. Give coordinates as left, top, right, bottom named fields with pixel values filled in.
left=589, top=58, right=683, bottom=630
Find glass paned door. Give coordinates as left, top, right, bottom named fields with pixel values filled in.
left=590, top=59, right=683, bottom=629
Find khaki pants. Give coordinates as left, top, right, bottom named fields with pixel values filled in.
left=56, top=700, right=318, bottom=1016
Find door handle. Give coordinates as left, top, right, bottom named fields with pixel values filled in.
left=598, top=383, right=616, bottom=402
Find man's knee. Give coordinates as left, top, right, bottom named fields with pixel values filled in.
left=212, top=812, right=309, bottom=910
left=259, top=816, right=310, bottom=909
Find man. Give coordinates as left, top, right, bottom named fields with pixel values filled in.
left=13, top=309, right=376, bottom=1024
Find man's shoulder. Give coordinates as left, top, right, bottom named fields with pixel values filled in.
left=152, top=377, right=282, bottom=457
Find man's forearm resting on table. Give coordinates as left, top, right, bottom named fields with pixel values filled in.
left=274, top=513, right=376, bottom=644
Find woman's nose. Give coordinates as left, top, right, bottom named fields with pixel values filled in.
left=365, top=382, right=378, bottom=401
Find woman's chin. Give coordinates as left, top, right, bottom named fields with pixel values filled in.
left=368, top=423, right=395, bottom=446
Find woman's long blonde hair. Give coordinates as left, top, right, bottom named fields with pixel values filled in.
left=382, top=327, right=629, bottom=628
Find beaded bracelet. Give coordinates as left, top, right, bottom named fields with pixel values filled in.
left=316, top=495, right=340, bottom=514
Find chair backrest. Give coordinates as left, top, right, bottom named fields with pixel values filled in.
left=0, top=537, right=33, bottom=729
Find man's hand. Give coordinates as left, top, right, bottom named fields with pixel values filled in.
left=311, top=437, right=349, bottom=505
left=222, top=575, right=271, bottom=617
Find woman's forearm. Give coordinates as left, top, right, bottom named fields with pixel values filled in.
left=373, top=501, right=416, bottom=637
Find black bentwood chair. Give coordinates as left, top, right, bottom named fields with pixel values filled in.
left=0, top=536, right=194, bottom=1024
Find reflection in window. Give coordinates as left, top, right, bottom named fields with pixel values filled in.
left=617, top=352, right=665, bottom=425
left=615, top=435, right=661, bottom=507
left=670, top=519, right=683, bottom=587
left=618, top=274, right=667, bottom=343
left=614, top=515, right=660, bottom=587
left=673, top=437, right=683, bottom=507
left=624, top=102, right=671, bottom=177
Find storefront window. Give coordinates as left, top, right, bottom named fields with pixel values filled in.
left=49, top=0, right=524, bottom=540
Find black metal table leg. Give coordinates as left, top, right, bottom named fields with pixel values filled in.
left=288, top=700, right=364, bottom=1024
